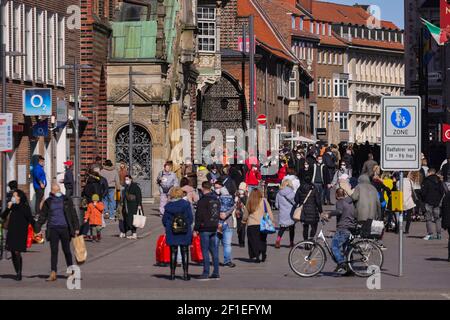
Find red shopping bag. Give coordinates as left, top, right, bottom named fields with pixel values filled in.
left=190, top=234, right=203, bottom=263
left=26, top=224, right=33, bottom=249
left=155, top=234, right=170, bottom=264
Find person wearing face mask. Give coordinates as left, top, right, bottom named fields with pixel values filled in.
left=342, top=148, right=354, bottom=178
left=299, top=161, right=313, bottom=185
left=118, top=161, right=128, bottom=187
left=157, top=162, right=179, bottom=217
left=121, top=175, right=143, bottom=239
left=235, top=183, right=249, bottom=247
left=207, top=165, right=221, bottom=184
left=312, top=156, right=331, bottom=205
left=1, top=189, right=34, bottom=281
left=294, top=152, right=305, bottom=177
left=35, top=183, right=79, bottom=282
left=331, top=161, right=350, bottom=188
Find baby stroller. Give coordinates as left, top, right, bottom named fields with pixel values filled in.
left=265, top=176, right=280, bottom=210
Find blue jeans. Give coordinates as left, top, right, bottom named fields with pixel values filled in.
left=331, top=229, right=351, bottom=265
left=216, top=224, right=233, bottom=264
left=104, top=188, right=116, bottom=218
left=200, top=232, right=220, bottom=276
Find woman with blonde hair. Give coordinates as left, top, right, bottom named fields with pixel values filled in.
left=162, top=187, right=193, bottom=280
left=408, top=171, right=423, bottom=222
left=397, top=172, right=417, bottom=234
left=243, top=189, right=274, bottom=263
left=275, top=179, right=296, bottom=248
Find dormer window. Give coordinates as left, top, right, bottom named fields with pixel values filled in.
left=300, top=18, right=303, bottom=30
left=322, top=23, right=326, bottom=35
left=292, top=15, right=296, bottom=29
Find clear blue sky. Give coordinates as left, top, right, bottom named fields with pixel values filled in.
left=326, top=0, right=404, bottom=29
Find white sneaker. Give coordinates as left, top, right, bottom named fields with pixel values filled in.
left=119, top=233, right=126, bottom=238
left=127, top=233, right=137, bottom=240
left=423, top=234, right=434, bottom=240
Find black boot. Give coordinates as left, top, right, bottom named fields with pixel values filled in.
left=169, top=246, right=178, bottom=280
left=181, top=246, right=190, bottom=281
left=16, top=255, right=22, bottom=281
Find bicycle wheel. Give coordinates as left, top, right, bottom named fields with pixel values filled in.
left=347, top=240, right=384, bottom=277
left=289, top=241, right=327, bottom=277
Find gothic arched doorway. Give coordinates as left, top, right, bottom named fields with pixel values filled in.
left=198, top=72, right=247, bottom=149
left=115, top=124, right=152, bottom=197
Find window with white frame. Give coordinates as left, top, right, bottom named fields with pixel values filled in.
left=333, top=112, right=339, bottom=122
left=338, top=53, right=343, bottom=65
left=317, top=112, right=322, bottom=128
left=292, top=15, right=296, bottom=29
left=318, top=50, right=322, bottom=64
left=333, top=77, right=348, bottom=97
left=24, top=6, right=33, bottom=81
left=327, top=79, right=331, bottom=98
left=316, top=22, right=320, bottom=35
left=310, top=21, right=314, bottom=33
left=12, top=3, right=22, bottom=79
left=197, top=7, right=216, bottom=52
left=289, top=71, right=297, bottom=100
left=322, top=23, right=326, bottom=35
left=309, top=81, right=314, bottom=92
left=340, top=112, right=348, bottom=130
left=56, top=15, right=65, bottom=85
left=334, top=52, right=338, bottom=65
left=323, top=51, right=327, bottom=64
left=322, top=78, right=327, bottom=97
left=328, top=52, right=332, bottom=64
left=328, top=24, right=332, bottom=36
left=318, top=78, right=322, bottom=97
left=299, top=18, right=303, bottom=30
left=35, top=9, right=44, bottom=81
left=1, top=1, right=10, bottom=78
left=47, top=12, right=55, bottom=83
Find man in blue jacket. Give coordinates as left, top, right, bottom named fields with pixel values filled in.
left=33, top=156, right=47, bottom=215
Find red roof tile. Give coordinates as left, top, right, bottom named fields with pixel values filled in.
left=238, top=0, right=297, bottom=62
left=312, top=1, right=401, bottom=30
left=349, top=38, right=404, bottom=51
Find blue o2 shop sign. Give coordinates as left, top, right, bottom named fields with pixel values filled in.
left=23, top=88, right=52, bottom=116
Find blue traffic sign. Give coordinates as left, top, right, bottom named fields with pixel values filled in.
left=23, top=88, right=52, bottom=116
left=390, top=108, right=411, bottom=129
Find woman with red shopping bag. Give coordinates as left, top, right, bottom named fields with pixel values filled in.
left=1, top=189, right=34, bottom=281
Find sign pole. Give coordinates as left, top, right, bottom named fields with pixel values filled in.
left=399, top=171, right=404, bottom=277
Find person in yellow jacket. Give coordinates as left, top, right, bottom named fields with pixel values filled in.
left=381, top=172, right=396, bottom=232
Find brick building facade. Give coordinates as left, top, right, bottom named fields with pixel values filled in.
left=0, top=0, right=79, bottom=208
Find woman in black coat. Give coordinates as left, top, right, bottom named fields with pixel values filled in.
left=1, top=189, right=34, bottom=281
left=294, top=175, right=323, bottom=240
left=122, top=175, right=142, bottom=240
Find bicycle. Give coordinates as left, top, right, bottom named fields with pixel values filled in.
left=288, top=220, right=384, bottom=277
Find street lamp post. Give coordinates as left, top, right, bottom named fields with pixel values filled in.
left=58, top=62, right=93, bottom=217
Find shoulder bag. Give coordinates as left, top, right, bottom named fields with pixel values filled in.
left=133, top=208, right=147, bottom=229
left=260, top=200, right=276, bottom=234
left=292, top=189, right=312, bottom=222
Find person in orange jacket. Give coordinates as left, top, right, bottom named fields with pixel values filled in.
left=84, top=194, right=104, bottom=242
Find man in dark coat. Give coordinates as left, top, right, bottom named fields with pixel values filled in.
left=62, top=161, right=74, bottom=197
left=122, top=175, right=142, bottom=240
left=421, top=168, right=444, bottom=240
left=35, top=183, right=80, bottom=282
left=294, top=175, right=323, bottom=240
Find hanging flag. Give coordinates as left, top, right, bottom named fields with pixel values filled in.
left=421, top=18, right=448, bottom=46
left=32, top=120, right=49, bottom=137
left=442, top=123, right=450, bottom=143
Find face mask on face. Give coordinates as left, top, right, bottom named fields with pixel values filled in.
left=318, top=159, right=323, bottom=164
left=215, top=189, right=221, bottom=195
left=304, top=165, right=309, bottom=170
left=11, top=197, right=17, bottom=204
left=125, top=179, right=131, bottom=185
left=341, top=166, right=346, bottom=170
left=55, top=192, right=62, bottom=198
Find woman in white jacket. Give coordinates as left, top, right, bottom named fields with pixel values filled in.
left=397, top=172, right=416, bottom=234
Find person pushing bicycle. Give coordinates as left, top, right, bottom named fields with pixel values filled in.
left=321, top=188, right=357, bottom=275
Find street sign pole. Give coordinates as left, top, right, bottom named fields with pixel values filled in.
left=381, top=96, right=421, bottom=278
left=399, top=171, right=404, bottom=277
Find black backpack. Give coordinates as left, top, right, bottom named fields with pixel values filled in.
left=172, top=213, right=188, bottom=234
